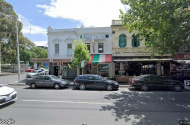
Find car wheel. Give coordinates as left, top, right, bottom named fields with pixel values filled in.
left=141, top=84, right=148, bottom=91
left=54, top=83, right=60, bottom=89
left=79, top=84, right=86, bottom=90
left=174, top=84, right=182, bottom=92
left=30, top=83, right=36, bottom=89
left=107, top=85, right=113, bottom=91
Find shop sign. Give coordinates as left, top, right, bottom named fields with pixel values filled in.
left=174, top=54, right=190, bottom=59
left=133, top=53, right=151, bottom=56
left=83, top=34, right=105, bottom=41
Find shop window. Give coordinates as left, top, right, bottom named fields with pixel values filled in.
left=119, top=34, right=127, bottom=48
left=67, top=43, right=72, bottom=55
left=132, top=34, right=140, bottom=47
left=98, top=43, right=104, bottom=53
left=98, top=64, right=109, bottom=77
left=85, top=43, right=90, bottom=53
left=55, top=44, right=59, bottom=54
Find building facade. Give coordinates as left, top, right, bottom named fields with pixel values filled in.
left=111, top=20, right=172, bottom=81
left=47, top=26, right=114, bottom=78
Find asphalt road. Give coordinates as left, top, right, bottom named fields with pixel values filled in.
left=0, top=72, right=27, bottom=85
left=0, top=86, right=190, bottom=125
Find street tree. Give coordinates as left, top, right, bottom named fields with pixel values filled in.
left=69, top=39, right=91, bottom=75
left=120, top=0, right=190, bottom=55
left=0, top=0, right=36, bottom=72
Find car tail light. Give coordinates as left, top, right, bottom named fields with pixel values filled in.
left=74, top=80, right=76, bottom=83
left=132, top=80, right=136, bottom=84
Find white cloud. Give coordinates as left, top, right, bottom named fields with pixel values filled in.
left=33, top=41, right=48, bottom=47
left=18, top=14, right=47, bottom=35
left=37, top=0, right=129, bottom=27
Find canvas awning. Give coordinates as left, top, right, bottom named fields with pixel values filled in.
left=88, top=54, right=112, bottom=64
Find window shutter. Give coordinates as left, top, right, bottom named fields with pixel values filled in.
left=132, top=37, right=135, bottom=47
left=137, top=36, right=140, bottom=47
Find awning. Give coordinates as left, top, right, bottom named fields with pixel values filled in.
left=88, top=54, right=112, bottom=64
left=113, top=58, right=172, bottom=62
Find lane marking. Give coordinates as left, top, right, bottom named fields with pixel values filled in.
left=23, top=100, right=112, bottom=105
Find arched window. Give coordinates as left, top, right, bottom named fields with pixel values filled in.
left=132, top=34, right=140, bottom=47
left=119, top=34, right=127, bottom=48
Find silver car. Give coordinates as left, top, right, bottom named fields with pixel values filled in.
left=0, top=85, right=17, bottom=106
left=25, top=75, right=70, bottom=89
left=26, top=70, right=46, bottom=78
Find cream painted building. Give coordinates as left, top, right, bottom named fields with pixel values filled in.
left=111, top=20, right=172, bottom=80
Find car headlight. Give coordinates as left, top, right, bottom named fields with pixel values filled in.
left=0, top=96, right=6, bottom=100
left=114, top=82, right=118, bottom=85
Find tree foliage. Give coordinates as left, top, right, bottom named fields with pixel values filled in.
left=0, top=0, right=41, bottom=64
left=120, top=0, right=190, bottom=55
left=69, top=38, right=91, bottom=68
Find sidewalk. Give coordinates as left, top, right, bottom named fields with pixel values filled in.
left=0, top=72, right=17, bottom=76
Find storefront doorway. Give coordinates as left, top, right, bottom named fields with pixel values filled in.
left=128, top=63, right=141, bottom=76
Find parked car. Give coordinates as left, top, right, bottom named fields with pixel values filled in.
left=128, top=74, right=184, bottom=91
left=74, top=74, right=119, bottom=91
left=26, top=70, right=46, bottom=78
left=25, top=75, right=70, bottom=89
left=0, top=84, right=17, bottom=106
left=25, top=67, right=34, bottom=72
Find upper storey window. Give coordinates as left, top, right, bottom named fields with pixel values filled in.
left=132, top=34, right=140, bottom=47
left=119, top=34, right=126, bottom=48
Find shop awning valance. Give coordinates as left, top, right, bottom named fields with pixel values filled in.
left=113, top=57, right=172, bottom=62
left=88, top=54, right=112, bottom=64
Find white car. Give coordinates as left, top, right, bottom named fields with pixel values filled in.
left=0, top=85, right=17, bottom=106
left=26, top=70, right=45, bottom=78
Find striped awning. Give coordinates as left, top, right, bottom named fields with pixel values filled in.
left=88, top=54, right=112, bottom=64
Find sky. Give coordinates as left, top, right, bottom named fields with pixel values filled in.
left=5, top=0, right=129, bottom=47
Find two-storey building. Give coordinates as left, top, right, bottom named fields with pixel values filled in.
left=111, top=20, right=172, bottom=81
left=47, top=26, right=114, bottom=78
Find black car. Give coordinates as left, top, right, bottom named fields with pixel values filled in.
left=74, top=74, right=119, bottom=91
left=128, top=74, right=184, bottom=91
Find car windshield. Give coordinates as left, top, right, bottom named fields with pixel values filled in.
left=31, top=70, right=37, bottom=73
left=49, top=75, right=59, bottom=80
left=135, top=75, right=146, bottom=80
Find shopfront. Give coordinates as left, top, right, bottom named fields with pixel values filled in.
left=83, top=54, right=113, bottom=78
left=113, top=57, right=172, bottom=82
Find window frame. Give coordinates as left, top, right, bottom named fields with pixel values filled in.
left=85, top=43, right=91, bottom=53
left=67, top=43, right=72, bottom=55
left=55, top=43, right=59, bottom=54
left=119, top=34, right=127, bottom=48
left=98, top=43, right=104, bottom=53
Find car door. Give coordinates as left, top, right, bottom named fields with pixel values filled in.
left=147, top=75, right=160, bottom=89
left=86, top=76, right=96, bottom=88
left=35, top=76, right=44, bottom=87
left=43, top=76, right=53, bottom=87
left=94, top=76, right=105, bottom=89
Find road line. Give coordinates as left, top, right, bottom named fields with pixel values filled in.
left=23, top=100, right=112, bottom=105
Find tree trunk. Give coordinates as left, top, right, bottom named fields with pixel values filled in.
left=77, top=65, right=80, bottom=76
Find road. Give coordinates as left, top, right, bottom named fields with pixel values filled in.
left=0, top=85, right=190, bottom=125
left=0, top=72, right=27, bottom=85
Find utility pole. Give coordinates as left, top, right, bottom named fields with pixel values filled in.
left=16, top=15, right=20, bottom=83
